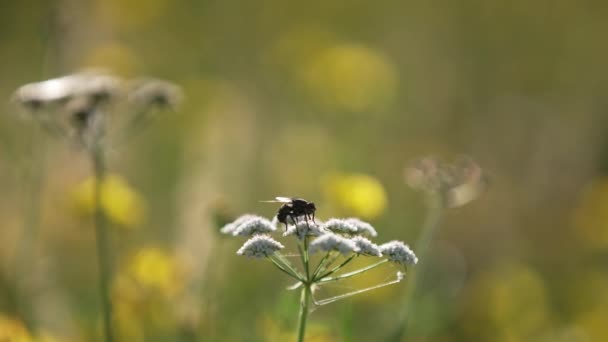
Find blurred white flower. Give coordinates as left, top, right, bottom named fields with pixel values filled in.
left=380, top=241, right=418, bottom=265
left=309, top=233, right=359, bottom=255
left=128, top=78, right=182, bottom=109
left=14, top=71, right=121, bottom=110
left=237, top=235, right=284, bottom=258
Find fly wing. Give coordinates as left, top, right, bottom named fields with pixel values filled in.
left=274, top=196, right=293, bottom=203
left=259, top=197, right=293, bottom=203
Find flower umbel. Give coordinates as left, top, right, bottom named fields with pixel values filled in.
left=322, top=218, right=378, bottom=237
left=283, top=220, right=325, bottom=239
left=220, top=214, right=259, bottom=235
left=309, top=232, right=359, bottom=255
left=231, top=216, right=277, bottom=236
left=222, top=201, right=417, bottom=342
left=351, top=236, right=382, bottom=256
left=237, top=235, right=285, bottom=258
left=380, top=241, right=418, bottom=266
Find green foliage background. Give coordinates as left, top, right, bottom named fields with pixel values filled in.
left=1, top=0, right=608, bottom=341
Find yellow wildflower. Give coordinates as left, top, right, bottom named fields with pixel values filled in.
left=71, top=174, right=145, bottom=228
left=259, top=316, right=337, bottom=342
left=114, top=247, right=184, bottom=301
left=0, top=315, right=33, bottom=342
left=299, top=44, right=397, bottom=112
left=112, top=247, right=185, bottom=339
left=459, top=263, right=550, bottom=341
left=323, top=173, right=387, bottom=219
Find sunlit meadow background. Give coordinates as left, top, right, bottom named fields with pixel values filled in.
left=1, top=1, right=608, bottom=341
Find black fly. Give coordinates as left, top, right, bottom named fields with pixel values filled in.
left=262, top=197, right=316, bottom=231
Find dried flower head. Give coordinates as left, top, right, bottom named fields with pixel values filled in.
left=380, top=241, right=417, bottom=265
left=405, top=156, right=485, bottom=208
left=14, top=71, right=121, bottom=111
left=309, top=233, right=359, bottom=255
left=283, top=220, right=325, bottom=240
left=237, top=235, right=284, bottom=258
left=351, top=236, right=382, bottom=256
left=129, top=78, right=182, bottom=109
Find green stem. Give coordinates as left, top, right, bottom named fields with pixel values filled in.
left=274, top=252, right=305, bottom=280
left=390, top=194, right=443, bottom=341
left=268, top=255, right=304, bottom=281
left=315, top=254, right=357, bottom=281
left=303, top=238, right=310, bottom=280
left=92, top=143, right=114, bottom=342
left=314, top=271, right=403, bottom=306
left=297, top=286, right=311, bottom=342
left=318, top=259, right=389, bottom=284
left=295, top=236, right=313, bottom=341
left=311, top=252, right=331, bottom=280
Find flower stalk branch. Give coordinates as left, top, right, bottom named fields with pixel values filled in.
left=91, top=141, right=114, bottom=342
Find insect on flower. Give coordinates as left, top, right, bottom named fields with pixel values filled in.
left=262, top=197, right=316, bottom=231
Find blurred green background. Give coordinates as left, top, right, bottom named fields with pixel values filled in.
left=1, top=0, right=608, bottom=341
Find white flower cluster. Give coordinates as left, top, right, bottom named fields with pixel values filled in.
left=14, top=71, right=121, bottom=108
left=283, top=220, right=325, bottom=240
left=321, top=218, right=377, bottom=237
left=380, top=241, right=418, bottom=265
left=220, top=215, right=276, bottom=236
left=225, top=214, right=416, bottom=267
left=236, top=235, right=284, bottom=258
left=309, top=233, right=359, bottom=255
left=350, top=236, right=382, bottom=256
left=12, top=71, right=182, bottom=149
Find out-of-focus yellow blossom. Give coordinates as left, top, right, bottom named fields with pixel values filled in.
left=112, top=247, right=186, bottom=339
left=572, top=178, right=608, bottom=249
left=565, top=270, right=608, bottom=341
left=299, top=44, right=397, bottom=112
left=459, top=263, right=550, bottom=341
left=71, top=174, right=145, bottom=228
left=0, top=315, right=33, bottom=342
left=576, top=307, right=608, bottom=341
left=113, top=300, right=145, bottom=342
left=323, top=173, right=387, bottom=219
left=259, top=316, right=337, bottom=342
left=117, top=247, right=185, bottom=300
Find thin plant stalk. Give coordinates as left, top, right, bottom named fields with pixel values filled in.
left=317, top=259, right=388, bottom=284
left=296, top=237, right=311, bottom=342
left=91, top=142, right=114, bottom=342
left=390, top=194, right=443, bottom=340
left=297, top=286, right=311, bottom=342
